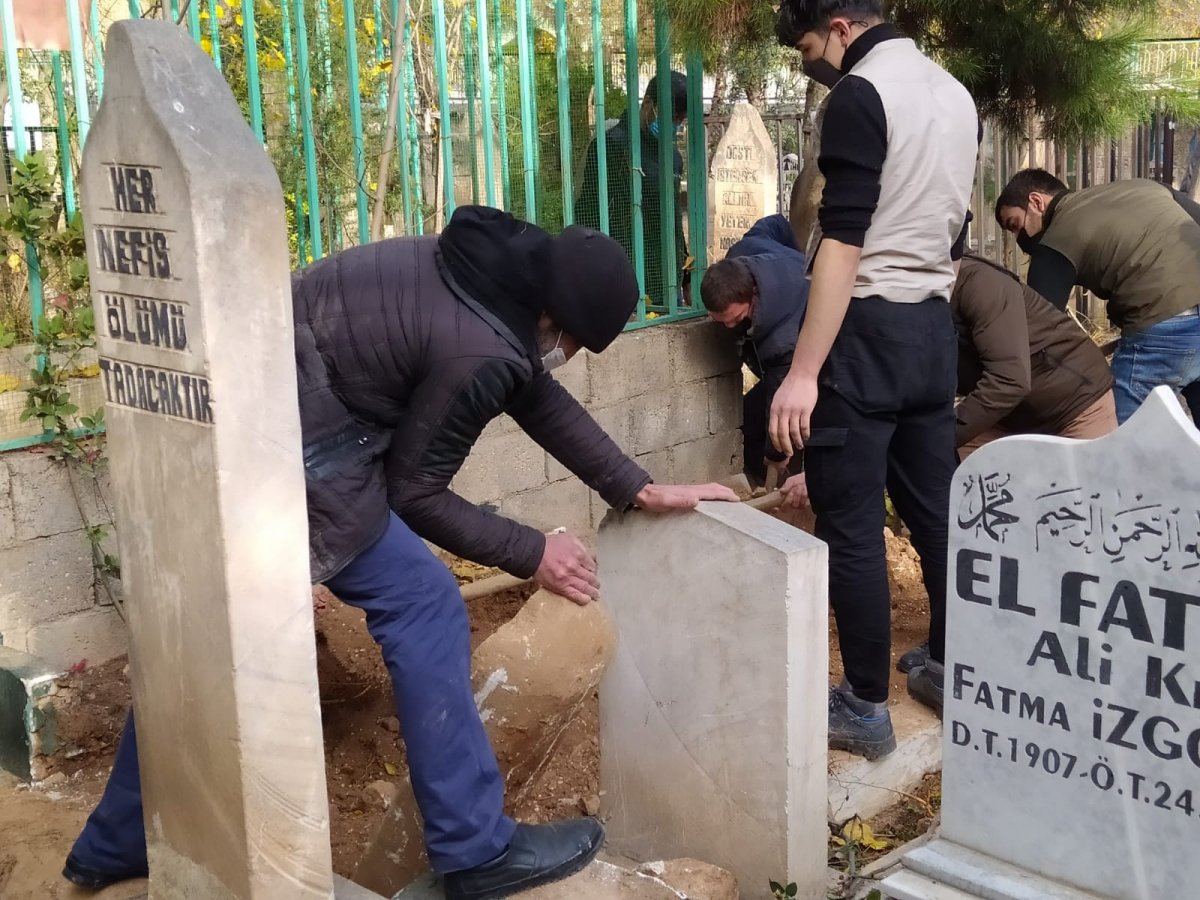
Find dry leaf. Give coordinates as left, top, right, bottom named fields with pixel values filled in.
left=842, top=817, right=890, bottom=851
left=0, top=374, right=19, bottom=394
left=384, top=762, right=399, bottom=776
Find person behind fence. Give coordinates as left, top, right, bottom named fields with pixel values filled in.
left=770, top=0, right=978, bottom=758
left=995, top=168, right=1200, bottom=424
left=62, top=206, right=739, bottom=898
left=575, top=71, right=690, bottom=308
left=702, top=213, right=810, bottom=489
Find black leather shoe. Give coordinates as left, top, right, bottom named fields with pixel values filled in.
left=62, top=853, right=149, bottom=890
left=443, top=818, right=605, bottom=900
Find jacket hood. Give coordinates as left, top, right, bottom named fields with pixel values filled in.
left=439, top=207, right=638, bottom=357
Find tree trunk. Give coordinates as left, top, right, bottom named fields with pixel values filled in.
left=711, top=67, right=728, bottom=112
left=788, top=78, right=827, bottom=252
left=1181, top=127, right=1200, bottom=199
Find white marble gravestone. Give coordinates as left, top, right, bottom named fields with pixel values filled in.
left=707, top=102, right=778, bottom=261
left=884, top=388, right=1200, bottom=900
left=82, top=21, right=335, bottom=899
left=597, top=502, right=829, bottom=899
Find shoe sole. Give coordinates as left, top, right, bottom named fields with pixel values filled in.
left=896, top=656, right=924, bottom=675
left=830, top=732, right=897, bottom=761
left=907, top=682, right=944, bottom=719
left=445, top=835, right=605, bottom=900
left=62, top=863, right=148, bottom=889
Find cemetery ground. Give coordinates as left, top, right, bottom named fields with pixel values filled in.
left=0, top=521, right=935, bottom=900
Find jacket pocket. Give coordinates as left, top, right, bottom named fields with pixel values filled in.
left=304, top=423, right=388, bottom=482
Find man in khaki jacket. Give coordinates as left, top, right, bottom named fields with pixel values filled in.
left=952, top=255, right=1116, bottom=459
left=996, top=170, right=1200, bottom=422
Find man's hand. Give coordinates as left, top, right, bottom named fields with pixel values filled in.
left=769, top=371, right=819, bottom=458
left=634, top=482, right=740, bottom=512
left=780, top=473, right=810, bottom=509
left=535, top=532, right=600, bottom=606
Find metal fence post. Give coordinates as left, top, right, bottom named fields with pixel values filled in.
left=654, top=4, right=676, bottom=314
left=554, top=0, right=573, bottom=226
left=432, top=0, right=456, bottom=218
left=342, top=0, right=370, bottom=242
left=624, top=0, right=644, bottom=318
left=590, top=0, right=607, bottom=234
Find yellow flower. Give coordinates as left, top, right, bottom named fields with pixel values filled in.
left=7, top=252, right=21, bottom=270
left=0, top=374, right=19, bottom=394
left=215, top=4, right=225, bottom=18
left=364, top=17, right=376, bottom=37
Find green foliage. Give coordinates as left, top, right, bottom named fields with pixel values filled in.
left=769, top=881, right=798, bottom=899
left=0, top=153, right=117, bottom=590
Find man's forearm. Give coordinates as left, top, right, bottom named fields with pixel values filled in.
left=788, top=239, right=862, bottom=379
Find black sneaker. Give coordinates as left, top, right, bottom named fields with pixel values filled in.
left=907, top=659, right=945, bottom=715
left=828, top=689, right=896, bottom=760
left=896, top=640, right=930, bottom=674
left=443, top=818, right=605, bottom=900
left=62, top=853, right=148, bottom=889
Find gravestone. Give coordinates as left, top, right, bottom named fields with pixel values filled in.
left=597, top=501, right=828, bottom=899
left=707, top=102, right=778, bottom=261
left=82, top=21, right=335, bottom=898
left=883, top=388, right=1200, bottom=900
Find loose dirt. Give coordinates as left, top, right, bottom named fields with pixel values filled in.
left=0, top=525, right=930, bottom=899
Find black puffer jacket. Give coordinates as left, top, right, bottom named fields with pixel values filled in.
left=294, top=234, right=651, bottom=583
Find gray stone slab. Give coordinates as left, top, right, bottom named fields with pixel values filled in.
left=916, top=388, right=1200, bottom=898
left=885, top=839, right=1102, bottom=900
left=597, top=501, right=828, bottom=899
left=81, top=19, right=332, bottom=899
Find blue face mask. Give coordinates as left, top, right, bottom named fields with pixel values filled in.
left=649, top=120, right=683, bottom=139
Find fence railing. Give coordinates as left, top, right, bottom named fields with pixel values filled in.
left=0, top=6, right=1195, bottom=449
left=0, top=0, right=709, bottom=449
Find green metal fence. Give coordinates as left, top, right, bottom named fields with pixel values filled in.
left=0, top=0, right=708, bottom=450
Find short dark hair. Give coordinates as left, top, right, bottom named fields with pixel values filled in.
left=644, top=72, right=688, bottom=120
left=775, top=0, right=885, bottom=45
left=700, top=258, right=756, bottom=313
left=995, top=169, right=1069, bottom=222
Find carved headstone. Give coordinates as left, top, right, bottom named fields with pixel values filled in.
left=707, top=102, right=778, bottom=261
left=82, top=21, right=333, bottom=898
left=884, top=388, right=1200, bottom=900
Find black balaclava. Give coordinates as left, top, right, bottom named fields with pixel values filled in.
left=544, top=226, right=640, bottom=354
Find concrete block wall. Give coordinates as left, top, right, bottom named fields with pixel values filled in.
left=453, top=319, right=745, bottom=534
left=0, top=319, right=743, bottom=670
left=0, top=452, right=126, bottom=669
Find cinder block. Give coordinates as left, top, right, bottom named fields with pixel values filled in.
left=25, top=606, right=127, bottom=670
left=0, top=645, right=64, bottom=781
left=499, top=478, right=592, bottom=538
left=547, top=403, right=635, bottom=483
left=453, top=418, right=546, bottom=504
left=0, top=458, right=14, bottom=550
left=707, top=373, right=744, bottom=435
left=673, top=431, right=743, bottom=485
left=0, top=532, right=96, bottom=630
left=588, top=329, right=672, bottom=406
left=634, top=449, right=674, bottom=485
left=669, top=320, right=740, bottom=385
left=629, top=387, right=710, bottom=456
left=550, top=351, right=589, bottom=400
left=7, top=452, right=85, bottom=541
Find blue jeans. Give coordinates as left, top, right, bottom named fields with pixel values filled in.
left=69, top=512, right=515, bottom=875
left=1112, top=305, right=1200, bottom=423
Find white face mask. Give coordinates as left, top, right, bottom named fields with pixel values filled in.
left=541, top=330, right=567, bottom=371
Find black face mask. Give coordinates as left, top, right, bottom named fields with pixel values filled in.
left=1016, top=229, right=1042, bottom=254
left=802, top=58, right=842, bottom=88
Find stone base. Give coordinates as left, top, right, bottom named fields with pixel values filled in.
left=394, top=858, right=737, bottom=900
left=828, top=693, right=941, bottom=824
left=879, top=839, right=1102, bottom=900
left=0, top=645, right=64, bottom=781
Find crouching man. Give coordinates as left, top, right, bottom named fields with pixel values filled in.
left=702, top=213, right=810, bottom=488
left=63, top=207, right=738, bottom=899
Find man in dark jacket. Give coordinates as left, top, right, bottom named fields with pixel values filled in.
left=952, top=255, right=1116, bottom=458
left=575, top=72, right=690, bottom=309
left=63, top=207, right=737, bottom=899
left=996, top=169, right=1200, bottom=423
left=703, top=214, right=810, bottom=487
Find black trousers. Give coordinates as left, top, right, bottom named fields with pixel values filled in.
left=805, top=296, right=958, bottom=703
left=743, top=380, right=768, bottom=488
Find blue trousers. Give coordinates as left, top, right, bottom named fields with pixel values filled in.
left=69, top=512, right=515, bottom=875
left=1112, top=305, right=1200, bottom=424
